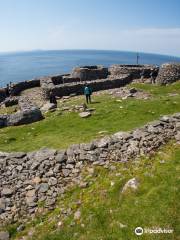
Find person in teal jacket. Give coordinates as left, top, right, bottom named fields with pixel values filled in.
left=84, top=84, right=92, bottom=104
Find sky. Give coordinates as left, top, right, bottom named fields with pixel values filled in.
left=0, top=0, right=180, bottom=56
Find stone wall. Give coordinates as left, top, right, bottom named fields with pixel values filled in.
left=71, top=65, right=109, bottom=81
left=109, top=64, right=158, bottom=78
left=0, top=113, right=180, bottom=224
left=41, top=74, right=132, bottom=99
left=156, top=63, right=180, bottom=85
left=0, top=89, right=6, bottom=103
left=0, top=64, right=159, bottom=103
left=10, top=79, right=40, bottom=96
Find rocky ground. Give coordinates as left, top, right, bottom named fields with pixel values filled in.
left=96, top=86, right=151, bottom=100
left=20, top=87, right=45, bottom=109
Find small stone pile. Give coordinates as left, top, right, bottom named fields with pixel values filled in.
left=107, top=87, right=150, bottom=100
left=156, top=63, right=180, bottom=85
left=0, top=113, right=180, bottom=225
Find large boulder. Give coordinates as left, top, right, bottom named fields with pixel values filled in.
left=156, top=63, right=180, bottom=85
left=6, top=107, right=43, bottom=126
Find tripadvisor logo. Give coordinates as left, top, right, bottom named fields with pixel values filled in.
left=134, top=226, right=174, bottom=235
left=135, top=227, right=144, bottom=236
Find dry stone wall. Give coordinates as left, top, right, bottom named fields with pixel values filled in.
left=156, top=63, right=180, bottom=85
left=71, top=65, right=108, bottom=81
left=109, top=64, right=158, bottom=78
left=41, top=74, right=133, bottom=99
left=10, top=79, right=40, bottom=96
left=0, top=113, right=180, bottom=225
left=1, top=62, right=179, bottom=103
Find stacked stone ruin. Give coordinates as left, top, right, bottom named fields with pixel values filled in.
left=108, top=64, right=158, bottom=78
left=0, top=63, right=179, bottom=128
left=156, top=63, right=180, bottom=85
left=71, top=65, right=109, bottom=81
left=0, top=113, right=180, bottom=225
left=40, top=64, right=157, bottom=100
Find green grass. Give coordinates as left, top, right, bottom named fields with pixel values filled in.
left=8, top=142, right=180, bottom=240
left=0, top=82, right=179, bottom=152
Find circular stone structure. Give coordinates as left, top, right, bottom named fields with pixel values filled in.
left=156, top=63, right=180, bottom=85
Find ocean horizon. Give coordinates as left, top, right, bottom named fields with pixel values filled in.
left=0, top=49, right=180, bottom=87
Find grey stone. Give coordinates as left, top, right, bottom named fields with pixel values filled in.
left=0, top=231, right=9, bottom=240
left=74, top=209, right=81, bottom=220
left=55, top=151, right=66, bottom=163
left=0, top=198, right=6, bottom=214
left=30, top=148, right=57, bottom=162
left=113, top=131, right=132, bottom=140
left=79, top=112, right=91, bottom=118
left=62, top=169, right=70, bottom=177
left=41, top=102, right=57, bottom=112
left=121, top=178, right=139, bottom=193
left=17, top=224, right=25, bottom=232
left=26, top=196, right=37, bottom=207
left=38, top=183, right=49, bottom=193
left=45, top=198, right=56, bottom=207
left=6, top=107, right=43, bottom=126
left=175, top=132, right=180, bottom=141
left=48, top=177, right=58, bottom=186
left=1, top=188, right=13, bottom=197
left=97, top=136, right=111, bottom=148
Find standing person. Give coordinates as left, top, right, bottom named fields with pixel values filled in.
left=150, top=70, right=156, bottom=84
left=49, top=91, right=57, bottom=105
left=140, top=69, right=145, bottom=82
left=5, top=84, right=10, bottom=97
left=84, top=84, right=92, bottom=104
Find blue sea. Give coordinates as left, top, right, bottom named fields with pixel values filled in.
left=0, top=50, right=180, bottom=87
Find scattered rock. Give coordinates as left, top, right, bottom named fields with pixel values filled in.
left=79, top=182, right=89, bottom=188
left=79, top=112, right=91, bottom=118
left=41, top=102, right=57, bottom=112
left=121, top=178, right=139, bottom=193
left=74, top=209, right=81, bottom=220
left=17, top=224, right=25, bottom=232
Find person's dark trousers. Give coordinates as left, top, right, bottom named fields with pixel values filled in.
left=86, top=94, right=91, bottom=104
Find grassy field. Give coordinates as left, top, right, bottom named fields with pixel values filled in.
left=0, top=82, right=179, bottom=152
left=1, top=82, right=179, bottom=240
left=5, top=141, right=179, bottom=240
